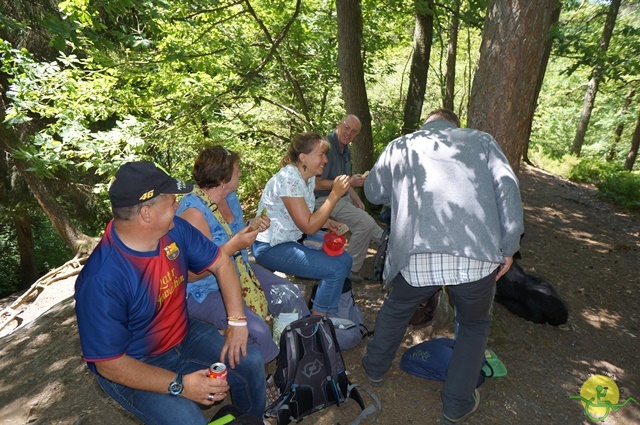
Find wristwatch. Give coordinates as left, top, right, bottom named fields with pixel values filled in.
left=168, top=373, right=184, bottom=396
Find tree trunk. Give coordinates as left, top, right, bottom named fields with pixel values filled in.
left=1, top=87, right=96, bottom=257
left=523, top=2, right=561, bottom=167
left=0, top=0, right=97, bottom=258
left=402, top=0, right=434, bottom=134
left=607, top=87, right=635, bottom=162
left=443, top=1, right=459, bottom=111
left=467, top=0, right=561, bottom=173
left=624, top=113, right=640, bottom=171
left=12, top=160, right=97, bottom=256
left=570, top=0, right=621, bottom=157
left=243, top=0, right=309, bottom=121
left=14, top=208, right=39, bottom=288
left=336, top=0, right=373, bottom=174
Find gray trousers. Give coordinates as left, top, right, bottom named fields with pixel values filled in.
left=362, top=271, right=495, bottom=418
left=315, top=196, right=383, bottom=273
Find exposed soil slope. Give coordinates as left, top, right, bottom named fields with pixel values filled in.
left=1, top=165, right=638, bottom=425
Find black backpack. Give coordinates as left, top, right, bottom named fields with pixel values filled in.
left=370, top=205, right=391, bottom=282
left=265, top=315, right=380, bottom=424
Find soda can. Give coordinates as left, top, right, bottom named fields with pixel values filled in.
left=208, top=362, right=228, bottom=380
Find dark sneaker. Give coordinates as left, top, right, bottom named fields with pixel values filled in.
left=440, top=388, right=480, bottom=423
left=365, top=373, right=383, bottom=387
left=361, top=358, right=383, bottom=387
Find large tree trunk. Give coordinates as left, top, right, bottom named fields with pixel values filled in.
left=336, top=0, right=373, bottom=174
left=570, top=0, right=621, bottom=157
left=12, top=160, right=97, bottom=256
left=467, top=0, right=561, bottom=173
left=523, top=2, right=561, bottom=166
left=402, top=0, right=434, bottom=134
left=443, top=1, right=459, bottom=111
left=625, top=113, right=640, bottom=171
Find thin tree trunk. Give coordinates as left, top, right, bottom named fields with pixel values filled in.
left=243, top=0, right=308, bottom=121
left=468, top=0, right=561, bottom=173
left=624, top=113, right=640, bottom=171
left=607, top=87, right=635, bottom=162
left=402, top=0, right=434, bottom=134
left=14, top=208, right=39, bottom=288
left=570, top=0, right=621, bottom=156
left=336, top=0, right=373, bottom=173
left=443, top=1, right=459, bottom=111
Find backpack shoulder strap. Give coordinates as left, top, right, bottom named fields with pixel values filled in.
left=314, top=317, right=347, bottom=405
left=265, top=321, right=304, bottom=414
left=347, top=383, right=382, bottom=425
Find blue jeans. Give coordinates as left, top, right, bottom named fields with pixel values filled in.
left=97, top=320, right=266, bottom=424
left=252, top=240, right=352, bottom=314
left=362, top=272, right=495, bottom=419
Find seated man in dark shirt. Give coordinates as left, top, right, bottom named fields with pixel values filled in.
left=314, top=115, right=384, bottom=282
left=74, top=161, right=265, bottom=424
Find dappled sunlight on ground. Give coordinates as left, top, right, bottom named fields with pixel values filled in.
left=580, top=307, right=623, bottom=331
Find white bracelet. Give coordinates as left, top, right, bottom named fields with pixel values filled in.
left=227, top=320, right=248, bottom=327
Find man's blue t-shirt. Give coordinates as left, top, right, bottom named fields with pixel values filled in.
left=314, top=130, right=351, bottom=198
left=74, top=217, right=219, bottom=373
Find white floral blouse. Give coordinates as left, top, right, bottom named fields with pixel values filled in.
left=256, top=164, right=316, bottom=246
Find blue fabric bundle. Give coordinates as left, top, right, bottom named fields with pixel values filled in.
left=399, top=338, right=485, bottom=388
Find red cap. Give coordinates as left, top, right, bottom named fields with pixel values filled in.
left=323, top=232, right=346, bottom=256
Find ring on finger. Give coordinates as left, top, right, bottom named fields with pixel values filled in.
left=208, top=393, right=214, bottom=401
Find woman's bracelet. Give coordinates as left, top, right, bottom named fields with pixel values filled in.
left=227, top=316, right=247, bottom=322
left=227, top=320, right=248, bottom=327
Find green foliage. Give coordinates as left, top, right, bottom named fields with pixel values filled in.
left=32, top=212, right=74, bottom=275
left=0, top=213, right=72, bottom=298
left=0, top=224, right=21, bottom=297
left=569, top=159, right=640, bottom=212
left=527, top=149, right=580, bottom=178
left=568, top=158, right=640, bottom=212
left=528, top=150, right=639, bottom=213
left=553, top=1, right=609, bottom=75
left=597, top=171, right=640, bottom=211
left=567, top=156, right=620, bottom=182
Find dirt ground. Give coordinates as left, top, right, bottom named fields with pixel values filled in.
left=1, top=164, right=639, bottom=425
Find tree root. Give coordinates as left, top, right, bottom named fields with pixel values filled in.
left=0, top=254, right=87, bottom=333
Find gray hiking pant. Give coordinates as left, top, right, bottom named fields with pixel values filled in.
left=362, top=271, right=495, bottom=419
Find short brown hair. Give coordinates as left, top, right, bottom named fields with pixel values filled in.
left=424, top=109, right=460, bottom=127
left=192, top=146, right=240, bottom=189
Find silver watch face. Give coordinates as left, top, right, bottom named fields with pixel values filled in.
left=169, top=380, right=183, bottom=395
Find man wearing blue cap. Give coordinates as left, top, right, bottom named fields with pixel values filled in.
left=74, top=161, right=265, bottom=424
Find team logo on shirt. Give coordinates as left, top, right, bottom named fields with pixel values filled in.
left=164, top=242, right=180, bottom=260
